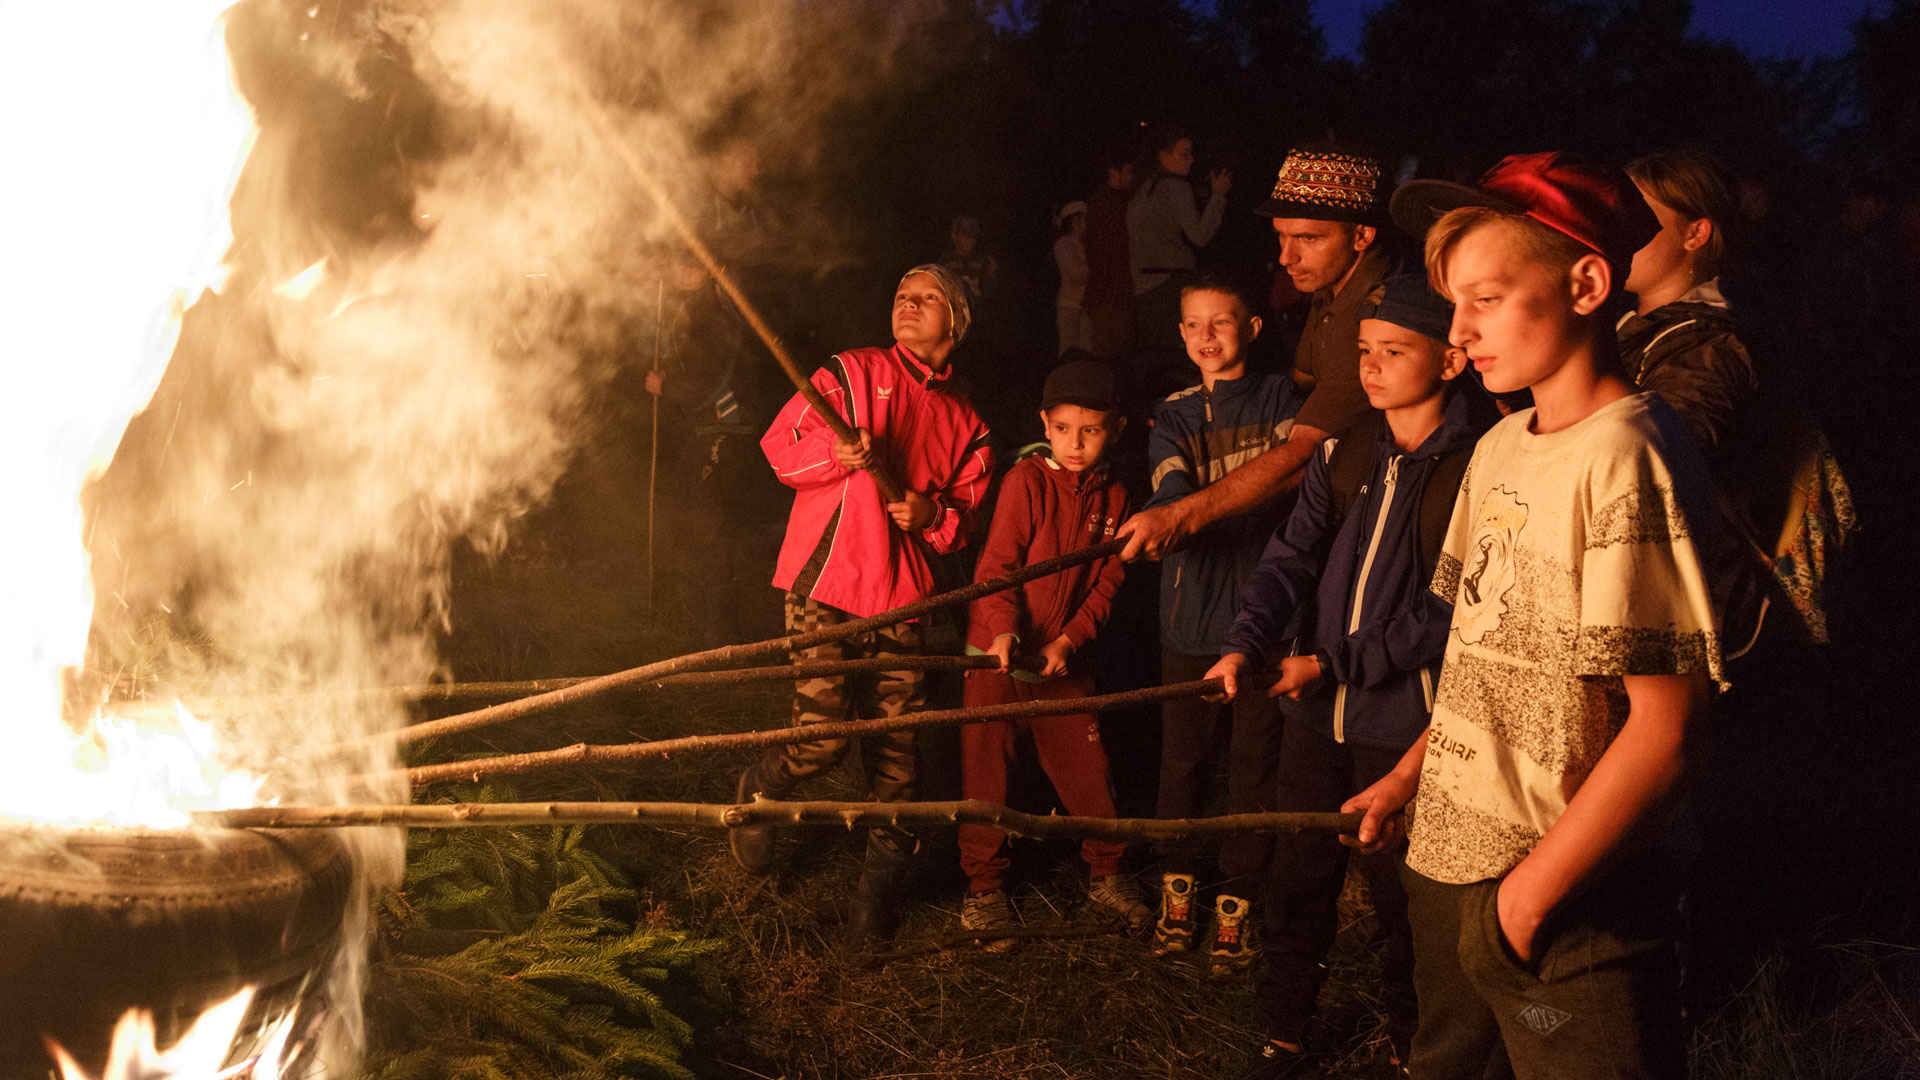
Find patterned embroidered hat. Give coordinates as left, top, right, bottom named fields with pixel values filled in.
left=1257, top=144, right=1388, bottom=224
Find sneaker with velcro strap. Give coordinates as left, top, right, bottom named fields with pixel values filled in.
left=959, top=890, right=1019, bottom=954
left=1087, top=873, right=1152, bottom=931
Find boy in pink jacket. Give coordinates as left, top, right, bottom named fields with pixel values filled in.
left=734, top=263, right=994, bottom=953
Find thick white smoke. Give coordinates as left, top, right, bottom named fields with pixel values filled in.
left=68, top=0, right=966, bottom=1069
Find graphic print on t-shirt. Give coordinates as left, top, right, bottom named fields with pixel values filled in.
left=1455, top=486, right=1528, bottom=645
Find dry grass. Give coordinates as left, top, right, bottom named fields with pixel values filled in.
left=416, top=651, right=1409, bottom=1080
left=431, top=505, right=1920, bottom=1080
left=671, top=784, right=1402, bottom=1080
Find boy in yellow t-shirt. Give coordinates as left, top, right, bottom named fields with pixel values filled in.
left=1341, top=155, right=1724, bottom=1080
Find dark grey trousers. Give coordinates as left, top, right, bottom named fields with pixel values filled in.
left=1402, top=861, right=1685, bottom=1080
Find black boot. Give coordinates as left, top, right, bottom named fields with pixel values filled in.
left=728, top=756, right=791, bottom=875
left=841, top=829, right=915, bottom=956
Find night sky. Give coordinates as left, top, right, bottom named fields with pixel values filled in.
left=1311, top=0, right=1879, bottom=59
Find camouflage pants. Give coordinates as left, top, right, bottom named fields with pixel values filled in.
left=774, top=591, right=926, bottom=804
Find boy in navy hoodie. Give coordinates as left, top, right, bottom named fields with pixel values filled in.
left=1147, top=277, right=1304, bottom=973
left=1207, top=274, right=1483, bottom=1073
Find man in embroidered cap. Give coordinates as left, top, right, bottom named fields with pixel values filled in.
left=1119, top=143, right=1395, bottom=561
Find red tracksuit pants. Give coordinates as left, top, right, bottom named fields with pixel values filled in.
left=957, top=669, right=1126, bottom=893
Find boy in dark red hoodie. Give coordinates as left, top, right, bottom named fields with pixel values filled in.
left=955, top=359, right=1147, bottom=951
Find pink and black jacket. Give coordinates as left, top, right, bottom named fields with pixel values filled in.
left=761, top=344, right=993, bottom=618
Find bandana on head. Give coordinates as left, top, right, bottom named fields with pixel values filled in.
left=898, top=263, right=972, bottom=345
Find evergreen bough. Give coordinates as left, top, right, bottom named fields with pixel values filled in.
left=360, top=785, right=720, bottom=1079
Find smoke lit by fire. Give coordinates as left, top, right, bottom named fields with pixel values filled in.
left=5, top=0, right=960, bottom=1072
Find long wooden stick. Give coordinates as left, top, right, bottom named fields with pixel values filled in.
left=645, top=276, right=664, bottom=615
left=377, top=538, right=1123, bottom=747
left=397, top=675, right=1210, bottom=788
left=590, top=107, right=903, bottom=502
left=203, top=800, right=1361, bottom=839
left=405, top=655, right=1000, bottom=703
left=115, top=657, right=1004, bottom=721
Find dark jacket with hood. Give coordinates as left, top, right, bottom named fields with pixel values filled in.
left=1222, top=389, right=1484, bottom=749
left=1146, top=371, right=1304, bottom=656
left=1615, top=281, right=1757, bottom=462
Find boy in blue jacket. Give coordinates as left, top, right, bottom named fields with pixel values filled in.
left=1206, top=273, right=1483, bottom=1072
left=1147, top=277, right=1304, bottom=973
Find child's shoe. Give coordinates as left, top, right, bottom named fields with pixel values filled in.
left=1087, top=873, right=1152, bottom=931
left=1208, top=894, right=1258, bottom=976
left=960, top=890, right=1018, bottom=954
left=1151, top=872, right=1198, bottom=956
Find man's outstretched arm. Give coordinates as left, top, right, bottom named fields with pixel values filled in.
left=1118, top=423, right=1328, bottom=560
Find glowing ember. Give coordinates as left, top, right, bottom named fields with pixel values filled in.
left=0, top=2, right=256, bottom=823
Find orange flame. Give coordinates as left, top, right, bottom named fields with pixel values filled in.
left=49, top=987, right=297, bottom=1080
left=2, top=3, right=256, bottom=824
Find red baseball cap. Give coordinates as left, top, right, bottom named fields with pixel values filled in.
left=1389, top=152, right=1659, bottom=271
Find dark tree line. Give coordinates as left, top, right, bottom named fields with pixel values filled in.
left=808, top=0, right=1907, bottom=279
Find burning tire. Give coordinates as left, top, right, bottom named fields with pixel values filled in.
left=0, top=823, right=353, bottom=1077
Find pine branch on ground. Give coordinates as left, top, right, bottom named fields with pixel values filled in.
left=360, top=784, right=722, bottom=1079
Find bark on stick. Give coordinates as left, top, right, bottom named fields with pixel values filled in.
left=204, top=799, right=1361, bottom=839
left=395, top=675, right=1211, bottom=788
left=399, top=655, right=995, bottom=700
left=129, top=656, right=1003, bottom=723
left=374, top=539, right=1122, bottom=747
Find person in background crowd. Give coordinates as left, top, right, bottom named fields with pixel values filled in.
left=955, top=359, right=1146, bottom=951
left=736, top=264, right=994, bottom=955
left=1084, top=139, right=1139, bottom=360
left=1054, top=200, right=1092, bottom=355
left=702, top=134, right=766, bottom=254
left=1619, top=147, right=1797, bottom=655
left=638, top=247, right=768, bottom=644
left=1119, top=144, right=1395, bottom=563
left=1128, top=124, right=1231, bottom=361
left=1622, top=147, right=1859, bottom=1019
left=1620, top=148, right=1756, bottom=458
left=1145, top=277, right=1303, bottom=976
left=941, top=214, right=999, bottom=307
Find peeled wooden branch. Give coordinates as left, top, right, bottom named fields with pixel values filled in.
left=124, top=657, right=1003, bottom=723
left=378, top=538, right=1123, bottom=748
left=401, top=655, right=998, bottom=705
left=395, top=675, right=1213, bottom=788
left=203, top=799, right=1361, bottom=839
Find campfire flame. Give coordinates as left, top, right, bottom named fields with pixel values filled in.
left=0, top=2, right=310, bottom=1075
left=2, top=1, right=255, bottom=825
left=48, top=987, right=296, bottom=1080
left=63, top=702, right=269, bottom=830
